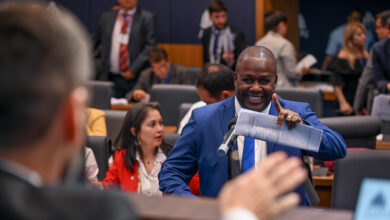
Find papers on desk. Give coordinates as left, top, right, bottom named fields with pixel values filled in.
left=110, top=97, right=128, bottom=105
left=296, top=54, right=317, bottom=72
left=371, top=94, right=390, bottom=121
left=235, top=109, right=323, bottom=152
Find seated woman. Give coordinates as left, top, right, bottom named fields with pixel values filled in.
left=101, top=102, right=199, bottom=196
left=329, top=22, right=368, bottom=115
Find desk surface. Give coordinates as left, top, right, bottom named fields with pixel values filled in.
left=127, top=194, right=352, bottom=220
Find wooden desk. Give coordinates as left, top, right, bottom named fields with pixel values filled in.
left=127, top=194, right=353, bottom=220
left=376, top=140, right=390, bottom=150
left=164, top=126, right=177, bottom=134
left=111, top=104, right=133, bottom=111
left=313, top=174, right=334, bottom=208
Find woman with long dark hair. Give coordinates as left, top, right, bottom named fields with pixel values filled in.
left=102, top=102, right=171, bottom=195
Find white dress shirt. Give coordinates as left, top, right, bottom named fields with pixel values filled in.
left=234, top=97, right=271, bottom=169
left=109, top=8, right=136, bottom=74
left=136, top=148, right=166, bottom=196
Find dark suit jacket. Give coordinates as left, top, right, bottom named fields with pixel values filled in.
left=202, top=25, right=247, bottom=70
left=126, top=64, right=194, bottom=100
left=93, top=8, right=157, bottom=80
left=159, top=96, right=347, bottom=206
left=372, top=38, right=390, bottom=93
left=0, top=169, right=137, bottom=219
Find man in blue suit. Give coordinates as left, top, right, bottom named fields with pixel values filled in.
left=159, top=46, right=347, bottom=206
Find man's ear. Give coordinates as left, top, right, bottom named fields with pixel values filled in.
left=220, top=90, right=234, bottom=100
left=64, top=87, right=89, bottom=147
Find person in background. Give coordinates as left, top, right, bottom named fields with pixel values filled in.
left=201, top=0, right=246, bottom=70
left=329, top=22, right=368, bottom=115
left=86, top=108, right=107, bottom=136
left=322, top=9, right=362, bottom=71
left=372, top=16, right=390, bottom=95
left=101, top=102, right=199, bottom=195
left=93, top=0, right=157, bottom=98
left=256, top=11, right=309, bottom=87
left=126, top=47, right=193, bottom=102
left=178, top=63, right=235, bottom=134
left=353, top=10, right=390, bottom=115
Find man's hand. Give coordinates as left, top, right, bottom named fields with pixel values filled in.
left=132, top=89, right=147, bottom=101
left=222, top=52, right=235, bottom=65
left=300, top=67, right=310, bottom=75
left=386, top=82, right=390, bottom=92
left=123, top=70, right=135, bottom=80
left=272, top=94, right=303, bottom=129
left=339, top=101, right=353, bottom=115
left=219, top=152, right=307, bottom=220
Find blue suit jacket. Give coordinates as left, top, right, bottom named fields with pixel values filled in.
left=159, top=96, right=346, bottom=205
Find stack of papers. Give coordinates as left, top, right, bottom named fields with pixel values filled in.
left=235, top=109, right=323, bottom=152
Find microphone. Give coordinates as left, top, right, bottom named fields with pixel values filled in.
left=217, top=117, right=238, bottom=156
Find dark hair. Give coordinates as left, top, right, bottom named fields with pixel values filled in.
left=113, top=102, right=171, bottom=172
left=376, top=10, right=390, bottom=28
left=264, top=11, right=287, bottom=32
left=208, top=0, right=227, bottom=14
left=348, top=8, right=363, bottom=18
left=196, top=64, right=234, bottom=100
left=148, top=47, right=168, bottom=63
left=0, top=3, right=91, bottom=149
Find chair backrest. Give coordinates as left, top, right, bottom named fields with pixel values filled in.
left=104, top=110, right=127, bottom=144
left=86, top=136, right=111, bottom=181
left=163, top=133, right=181, bottom=146
left=276, top=87, right=323, bottom=117
left=320, top=116, right=381, bottom=149
left=150, top=84, right=200, bottom=126
left=87, top=80, right=113, bottom=110
left=331, top=150, right=390, bottom=210
left=186, top=67, right=201, bottom=85
left=178, top=103, right=194, bottom=126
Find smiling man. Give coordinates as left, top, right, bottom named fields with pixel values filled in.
left=159, top=46, right=347, bottom=206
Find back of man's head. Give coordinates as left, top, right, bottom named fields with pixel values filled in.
left=376, top=10, right=390, bottom=28
left=208, top=0, right=227, bottom=14
left=347, top=9, right=362, bottom=23
left=264, top=11, right=287, bottom=33
left=196, top=64, right=234, bottom=102
left=0, top=2, right=91, bottom=150
left=148, top=47, right=169, bottom=64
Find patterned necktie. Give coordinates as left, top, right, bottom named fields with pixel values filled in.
left=242, top=137, right=255, bottom=173
left=119, top=13, right=131, bottom=72
left=213, top=31, right=221, bottom=58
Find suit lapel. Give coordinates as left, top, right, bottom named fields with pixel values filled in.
left=128, top=9, right=141, bottom=58
left=218, top=96, right=241, bottom=179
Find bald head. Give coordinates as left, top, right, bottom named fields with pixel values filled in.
left=236, top=46, right=277, bottom=75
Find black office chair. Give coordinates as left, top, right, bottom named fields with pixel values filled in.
left=150, top=84, right=200, bottom=126
left=320, top=116, right=381, bottom=149
left=331, top=150, right=390, bottom=210
left=87, top=80, right=113, bottom=110
left=276, top=87, right=323, bottom=117
left=86, top=136, right=111, bottom=181
left=104, top=110, right=127, bottom=145
left=163, top=133, right=181, bottom=146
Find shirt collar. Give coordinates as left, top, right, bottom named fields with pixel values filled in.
left=119, top=8, right=136, bottom=16
left=234, top=96, right=271, bottom=116
left=0, top=158, right=42, bottom=187
left=135, top=147, right=166, bottom=165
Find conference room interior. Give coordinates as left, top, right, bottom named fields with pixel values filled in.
left=4, top=0, right=390, bottom=219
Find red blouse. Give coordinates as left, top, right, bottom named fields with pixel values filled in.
left=102, top=149, right=200, bottom=195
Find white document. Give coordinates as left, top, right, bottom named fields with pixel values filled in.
left=110, top=97, right=128, bottom=105
left=371, top=94, right=390, bottom=121
left=235, top=109, right=323, bottom=152
left=296, top=54, right=317, bottom=72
